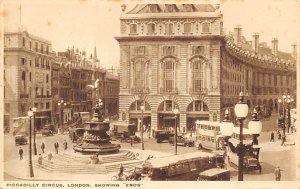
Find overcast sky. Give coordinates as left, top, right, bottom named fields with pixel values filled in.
left=3, top=0, right=300, bottom=69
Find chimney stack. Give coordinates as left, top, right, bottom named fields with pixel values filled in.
left=252, top=33, right=259, bottom=54
left=292, top=43, right=297, bottom=60
left=234, top=25, right=242, bottom=47
left=271, top=38, right=278, bottom=56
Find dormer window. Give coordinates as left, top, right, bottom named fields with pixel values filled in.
left=130, top=24, right=138, bottom=34
left=184, top=4, right=193, bottom=12
left=165, top=4, right=175, bottom=12
left=147, top=23, right=156, bottom=35
left=184, top=23, right=192, bottom=34
left=149, top=4, right=158, bottom=12
left=202, top=22, right=211, bottom=33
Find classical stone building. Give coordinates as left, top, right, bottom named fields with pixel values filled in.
left=115, top=4, right=296, bottom=133
left=4, top=29, right=53, bottom=133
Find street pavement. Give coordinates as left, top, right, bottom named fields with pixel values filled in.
left=3, top=115, right=297, bottom=181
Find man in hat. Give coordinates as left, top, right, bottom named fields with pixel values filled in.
left=274, top=165, right=283, bottom=181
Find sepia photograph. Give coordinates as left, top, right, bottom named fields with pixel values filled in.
left=1, top=0, right=300, bottom=187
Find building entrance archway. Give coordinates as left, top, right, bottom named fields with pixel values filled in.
left=129, top=100, right=151, bottom=131
left=186, top=100, right=209, bottom=132
left=157, top=100, right=180, bottom=131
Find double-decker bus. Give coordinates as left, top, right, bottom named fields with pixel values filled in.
left=195, top=121, right=224, bottom=150
left=227, top=127, right=262, bottom=173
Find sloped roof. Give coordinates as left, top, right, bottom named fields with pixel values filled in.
left=127, top=4, right=216, bottom=14
left=226, top=33, right=295, bottom=62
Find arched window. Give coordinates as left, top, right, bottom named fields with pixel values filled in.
left=162, top=58, right=176, bottom=92
left=202, top=22, right=211, bottom=33
left=147, top=23, right=156, bottom=35
left=191, top=58, right=205, bottom=92
left=186, top=100, right=209, bottom=112
left=165, top=23, right=174, bottom=35
left=130, top=24, right=138, bottom=34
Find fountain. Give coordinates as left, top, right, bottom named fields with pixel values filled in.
left=73, top=99, right=121, bottom=154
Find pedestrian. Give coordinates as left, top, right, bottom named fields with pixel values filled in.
left=130, top=136, right=133, bottom=147
left=41, top=142, right=45, bottom=153
left=47, top=151, right=53, bottom=161
left=18, top=147, right=23, bottom=160
left=118, top=163, right=124, bottom=179
left=274, top=166, right=283, bottom=181
left=54, top=142, right=59, bottom=154
left=270, top=131, right=274, bottom=142
left=63, top=140, right=68, bottom=151
left=278, top=132, right=282, bottom=140
left=281, top=135, right=286, bottom=146
left=38, top=154, right=43, bottom=167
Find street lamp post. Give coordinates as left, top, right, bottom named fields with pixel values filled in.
left=234, top=92, right=248, bottom=181
left=32, top=107, right=37, bottom=155
left=278, top=95, right=294, bottom=136
left=221, top=93, right=262, bottom=181
left=173, top=108, right=179, bottom=155
left=27, top=108, right=34, bottom=177
left=140, top=105, right=145, bottom=150
left=58, top=100, right=67, bottom=134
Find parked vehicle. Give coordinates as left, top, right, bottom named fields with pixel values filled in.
left=197, top=168, right=230, bottom=181
left=112, top=123, right=140, bottom=142
left=41, top=125, right=54, bottom=136
left=69, top=128, right=85, bottom=142
left=168, top=133, right=195, bottom=147
left=153, top=130, right=172, bottom=143
left=142, top=151, right=223, bottom=181
left=15, top=134, right=28, bottom=145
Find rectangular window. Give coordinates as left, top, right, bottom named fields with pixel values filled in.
left=29, top=41, right=32, bottom=49
left=35, top=42, right=38, bottom=51
left=162, top=46, right=176, bottom=56
left=147, top=23, right=156, bottom=35
left=46, top=102, right=50, bottom=109
left=41, top=44, right=44, bottom=53
left=192, top=46, right=205, bottom=55
left=133, top=46, right=146, bottom=55
left=184, top=23, right=192, bottom=33
left=202, top=23, right=210, bottom=33
left=130, top=24, right=137, bottom=34
left=46, top=46, right=49, bottom=54
left=21, top=58, right=26, bottom=65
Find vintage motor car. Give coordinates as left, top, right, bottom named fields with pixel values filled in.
left=168, top=133, right=195, bottom=147
left=197, top=168, right=230, bottom=181
left=153, top=130, right=172, bottom=143
left=15, top=134, right=28, bottom=145
left=41, top=125, right=54, bottom=136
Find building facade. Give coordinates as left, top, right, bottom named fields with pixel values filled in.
left=4, top=29, right=53, bottom=133
left=52, top=47, right=119, bottom=127
left=115, top=4, right=296, bottom=133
